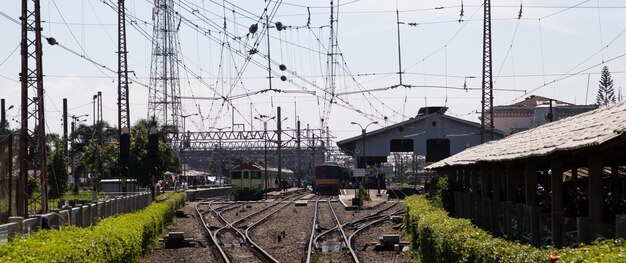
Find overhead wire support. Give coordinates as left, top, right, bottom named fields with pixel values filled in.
left=148, top=0, right=182, bottom=130
left=19, top=0, right=47, bottom=217
left=323, top=0, right=339, bottom=127
left=396, top=9, right=404, bottom=86
left=481, top=0, right=495, bottom=143
left=117, top=0, right=131, bottom=189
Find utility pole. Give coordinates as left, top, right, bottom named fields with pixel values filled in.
left=19, top=0, right=47, bottom=216
left=118, top=0, right=131, bottom=193
left=277, top=106, right=282, bottom=191
left=481, top=0, right=494, bottom=143
left=297, top=120, right=301, bottom=188
left=1, top=99, right=6, bottom=130
left=1, top=99, right=13, bottom=216
left=63, top=99, right=68, bottom=157
left=95, top=92, right=103, bottom=201
left=396, top=9, right=404, bottom=86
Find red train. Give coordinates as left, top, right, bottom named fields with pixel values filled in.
left=314, top=162, right=350, bottom=195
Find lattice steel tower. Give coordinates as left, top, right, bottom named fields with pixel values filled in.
left=118, top=0, right=131, bottom=183
left=18, top=0, right=47, bottom=216
left=481, top=0, right=494, bottom=143
left=148, top=0, right=182, bottom=130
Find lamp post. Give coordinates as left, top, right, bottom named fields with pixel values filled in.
left=350, top=121, right=378, bottom=198
left=255, top=115, right=275, bottom=198
left=180, top=114, right=199, bottom=187
left=210, top=126, right=230, bottom=186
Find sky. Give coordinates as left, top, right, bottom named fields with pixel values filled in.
left=1, top=0, right=625, bottom=143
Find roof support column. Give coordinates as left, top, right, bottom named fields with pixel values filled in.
left=491, top=165, right=503, bottom=236
left=611, top=165, right=621, bottom=196
left=463, top=168, right=471, bottom=193
left=551, top=160, right=564, bottom=248
left=588, top=156, right=603, bottom=224
left=492, top=166, right=502, bottom=202
left=525, top=163, right=537, bottom=206
left=471, top=169, right=479, bottom=222
left=504, top=164, right=517, bottom=238
left=481, top=167, right=490, bottom=198
left=524, top=162, right=540, bottom=246
left=481, top=167, right=491, bottom=229
left=506, top=164, right=518, bottom=203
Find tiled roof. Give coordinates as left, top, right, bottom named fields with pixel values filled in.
left=427, top=101, right=626, bottom=169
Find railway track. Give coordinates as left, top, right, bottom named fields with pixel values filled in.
left=347, top=188, right=408, bottom=262
left=196, top=193, right=306, bottom=263
left=195, top=188, right=410, bottom=263
left=306, top=197, right=356, bottom=263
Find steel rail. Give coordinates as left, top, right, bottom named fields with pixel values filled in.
left=305, top=197, right=321, bottom=263
left=243, top=195, right=305, bottom=263
left=328, top=198, right=359, bottom=263
left=196, top=201, right=231, bottom=263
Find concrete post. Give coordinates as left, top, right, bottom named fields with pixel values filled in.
left=8, top=217, right=23, bottom=238
left=71, top=207, right=81, bottom=226
left=551, top=160, right=564, bottom=248
left=82, top=205, right=90, bottom=226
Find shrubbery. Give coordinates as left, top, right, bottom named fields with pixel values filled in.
left=405, top=195, right=549, bottom=262
left=0, top=192, right=186, bottom=262
left=405, top=194, right=626, bottom=262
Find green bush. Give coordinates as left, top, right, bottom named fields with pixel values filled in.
left=558, top=239, right=626, bottom=262
left=405, top=195, right=626, bottom=262
left=404, top=195, right=549, bottom=263
left=0, top=192, right=186, bottom=263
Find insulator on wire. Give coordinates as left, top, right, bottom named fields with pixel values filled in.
left=276, top=22, right=284, bottom=31
left=279, top=64, right=287, bottom=71
left=280, top=76, right=287, bottom=81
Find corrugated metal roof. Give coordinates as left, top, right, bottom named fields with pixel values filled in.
left=427, top=101, right=626, bottom=169
left=337, top=111, right=505, bottom=146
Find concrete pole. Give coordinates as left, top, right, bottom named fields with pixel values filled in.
left=277, top=106, right=282, bottom=191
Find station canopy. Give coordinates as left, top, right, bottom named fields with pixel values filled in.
left=428, top=101, right=626, bottom=169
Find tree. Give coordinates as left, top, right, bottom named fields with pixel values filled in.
left=597, top=66, right=616, bottom=106
left=128, top=117, right=179, bottom=186
left=69, top=121, right=117, bottom=193
left=46, top=135, right=68, bottom=199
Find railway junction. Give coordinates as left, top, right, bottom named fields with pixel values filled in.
left=144, top=187, right=413, bottom=263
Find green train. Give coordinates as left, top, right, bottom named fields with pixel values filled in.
left=230, top=163, right=294, bottom=200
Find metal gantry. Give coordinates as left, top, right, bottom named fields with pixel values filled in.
left=481, top=0, right=494, bottom=143
left=148, top=0, right=182, bottom=130
left=167, top=128, right=326, bottom=152
left=19, top=0, right=47, bottom=216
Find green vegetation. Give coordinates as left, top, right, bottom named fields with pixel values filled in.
left=47, top=135, right=69, bottom=199
left=0, top=192, right=186, bottom=263
left=404, top=195, right=549, bottom=262
left=405, top=194, right=626, bottom=262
